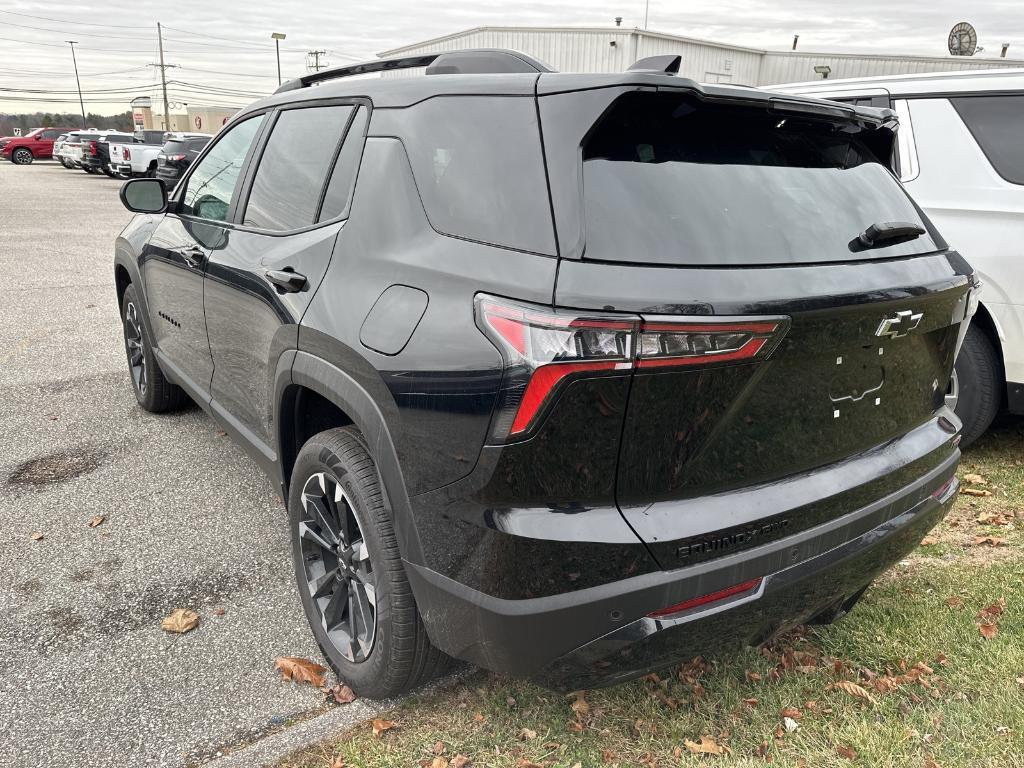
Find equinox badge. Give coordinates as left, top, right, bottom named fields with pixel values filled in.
left=876, top=309, right=923, bottom=339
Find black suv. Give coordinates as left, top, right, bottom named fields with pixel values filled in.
left=114, top=50, right=976, bottom=698
left=155, top=134, right=212, bottom=183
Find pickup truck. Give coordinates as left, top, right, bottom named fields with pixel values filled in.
left=1, top=127, right=77, bottom=164
left=80, top=131, right=134, bottom=176
left=108, top=130, right=175, bottom=178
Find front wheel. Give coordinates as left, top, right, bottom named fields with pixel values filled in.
left=952, top=325, right=1001, bottom=448
left=289, top=427, right=449, bottom=698
left=120, top=283, right=188, bottom=412
left=11, top=148, right=33, bottom=165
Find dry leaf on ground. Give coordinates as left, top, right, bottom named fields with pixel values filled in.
left=962, top=473, right=986, bottom=485
left=836, top=745, right=858, bottom=760
left=160, top=608, right=199, bottom=634
left=518, top=727, right=537, bottom=741
left=371, top=718, right=396, bottom=737
left=569, top=690, right=590, bottom=717
left=780, top=706, right=802, bottom=719
left=274, top=656, right=328, bottom=687
left=328, top=683, right=356, bottom=704
left=833, top=679, right=875, bottom=703
left=30, top=532, right=44, bottom=541
left=961, top=488, right=993, bottom=497
left=88, top=515, right=105, bottom=528
left=684, top=736, right=730, bottom=755
left=973, top=536, right=1008, bottom=547
left=979, top=622, right=999, bottom=639
left=450, top=756, right=471, bottom=768
left=920, top=535, right=939, bottom=546
left=945, top=596, right=965, bottom=609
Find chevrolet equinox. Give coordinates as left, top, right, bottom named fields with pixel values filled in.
left=114, top=50, right=977, bottom=697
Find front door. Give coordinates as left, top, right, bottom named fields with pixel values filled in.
left=140, top=114, right=266, bottom=393
left=204, top=103, right=368, bottom=448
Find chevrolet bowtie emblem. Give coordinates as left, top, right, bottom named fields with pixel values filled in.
left=876, top=309, right=923, bottom=339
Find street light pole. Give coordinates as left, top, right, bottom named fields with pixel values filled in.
left=66, top=41, right=86, bottom=129
left=271, top=32, right=287, bottom=86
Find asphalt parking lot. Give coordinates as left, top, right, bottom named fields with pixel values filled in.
left=0, top=161, right=332, bottom=766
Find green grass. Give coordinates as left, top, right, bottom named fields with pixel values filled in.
left=282, top=419, right=1024, bottom=768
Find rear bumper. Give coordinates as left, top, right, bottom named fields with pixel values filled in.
left=406, top=448, right=959, bottom=691
left=113, top=163, right=133, bottom=176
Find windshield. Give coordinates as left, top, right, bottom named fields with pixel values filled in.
left=581, top=92, right=937, bottom=266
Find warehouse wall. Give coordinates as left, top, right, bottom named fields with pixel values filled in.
left=759, top=51, right=1024, bottom=85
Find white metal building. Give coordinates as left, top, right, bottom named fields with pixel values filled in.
left=378, top=27, right=1024, bottom=86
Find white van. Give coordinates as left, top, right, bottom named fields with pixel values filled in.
left=777, top=69, right=1024, bottom=445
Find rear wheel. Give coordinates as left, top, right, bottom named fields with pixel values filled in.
left=952, top=325, right=1001, bottom=447
left=11, top=148, right=32, bottom=165
left=120, top=283, right=188, bottom=412
left=289, top=427, right=449, bottom=698
left=60, top=157, right=74, bottom=169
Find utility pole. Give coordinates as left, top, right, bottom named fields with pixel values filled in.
left=157, top=22, right=171, bottom=131
left=66, top=41, right=86, bottom=129
left=306, top=50, right=328, bottom=72
left=271, top=32, right=286, bottom=86
left=643, top=0, right=650, bottom=29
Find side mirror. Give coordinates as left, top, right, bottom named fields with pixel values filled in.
left=120, top=178, right=167, bottom=214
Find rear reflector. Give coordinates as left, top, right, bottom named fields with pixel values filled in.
left=647, top=577, right=763, bottom=619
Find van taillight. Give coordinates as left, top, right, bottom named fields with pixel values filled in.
left=89, top=141, right=97, bottom=156
left=476, top=294, right=787, bottom=442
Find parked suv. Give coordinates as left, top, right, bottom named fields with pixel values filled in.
left=113, top=50, right=974, bottom=698
left=777, top=69, right=1024, bottom=445
left=1, top=126, right=76, bottom=164
left=154, top=133, right=212, bottom=183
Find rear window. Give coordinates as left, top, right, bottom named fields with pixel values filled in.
left=399, top=96, right=555, bottom=256
left=163, top=140, right=186, bottom=154
left=581, top=92, right=937, bottom=266
left=951, top=95, right=1024, bottom=185
left=187, top=138, right=210, bottom=152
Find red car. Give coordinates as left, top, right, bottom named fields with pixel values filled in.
left=0, top=127, right=77, bottom=165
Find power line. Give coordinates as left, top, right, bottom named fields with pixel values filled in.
left=0, top=34, right=156, bottom=52
left=0, top=19, right=150, bottom=40
left=0, top=9, right=150, bottom=29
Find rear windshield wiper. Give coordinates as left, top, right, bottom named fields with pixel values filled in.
left=853, top=221, right=926, bottom=251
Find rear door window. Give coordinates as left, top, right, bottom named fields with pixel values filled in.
left=950, top=95, right=1024, bottom=185
left=319, top=106, right=368, bottom=222
left=242, top=105, right=352, bottom=231
left=581, top=92, right=936, bottom=266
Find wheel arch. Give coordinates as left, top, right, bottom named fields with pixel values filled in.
left=281, top=351, right=424, bottom=565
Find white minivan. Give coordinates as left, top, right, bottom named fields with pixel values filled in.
left=777, top=69, right=1024, bottom=445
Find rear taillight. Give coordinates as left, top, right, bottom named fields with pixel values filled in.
left=167, top=154, right=186, bottom=162
left=476, top=294, right=787, bottom=442
left=89, top=141, right=97, bottom=156
left=647, top=577, right=763, bottom=619
left=123, top=147, right=131, bottom=160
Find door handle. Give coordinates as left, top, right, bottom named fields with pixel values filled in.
left=181, top=247, right=205, bottom=268
left=265, top=269, right=307, bottom=293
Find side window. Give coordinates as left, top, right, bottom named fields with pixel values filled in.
left=181, top=116, right=264, bottom=222
left=41, top=130, right=61, bottom=140
left=950, top=95, right=1024, bottom=185
left=242, top=105, right=352, bottom=231
left=400, top=96, right=556, bottom=255
left=319, top=106, right=368, bottom=222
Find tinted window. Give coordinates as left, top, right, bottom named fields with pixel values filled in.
left=242, top=105, right=351, bottom=231
left=581, top=92, right=936, bottom=266
left=187, top=138, right=210, bottom=153
left=400, top=96, right=555, bottom=255
left=163, top=140, right=186, bottom=154
left=951, top=95, right=1024, bottom=185
left=182, top=115, right=264, bottom=222
left=319, top=106, right=368, bottom=221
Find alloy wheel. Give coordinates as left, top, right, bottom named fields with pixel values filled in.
left=123, top=301, right=148, bottom=396
left=12, top=149, right=32, bottom=165
left=299, top=472, right=377, bottom=663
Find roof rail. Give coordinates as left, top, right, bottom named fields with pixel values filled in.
left=275, top=48, right=553, bottom=94
left=628, top=55, right=681, bottom=74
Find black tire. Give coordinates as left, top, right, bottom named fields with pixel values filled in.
left=60, top=158, right=73, bottom=169
left=11, top=148, right=33, bottom=165
left=953, top=324, right=1001, bottom=448
left=120, top=283, right=188, bottom=412
left=288, top=427, right=449, bottom=698
left=102, top=167, right=115, bottom=178
left=145, top=165, right=157, bottom=178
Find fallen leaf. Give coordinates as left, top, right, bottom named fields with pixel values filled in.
left=88, top=515, right=105, bottom=528
left=684, top=736, right=729, bottom=755
left=30, top=531, right=44, bottom=541
left=601, top=749, right=617, bottom=763
left=920, top=535, right=939, bottom=546
left=518, top=727, right=537, bottom=741
left=569, top=691, right=590, bottom=718
left=784, top=716, right=800, bottom=732
left=160, top=608, right=199, bottom=634
left=977, top=599, right=1006, bottom=620
left=962, top=473, right=986, bottom=485
left=566, top=720, right=584, bottom=733
left=973, top=536, right=1007, bottom=547
left=836, top=745, right=857, bottom=760
left=834, top=680, right=875, bottom=704
left=472, top=712, right=485, bottom=723
left=433, top=741, right=446, bottom=755
left=979, top=622, right=999, bottom=640
left=330, top=757, right=346, bottom=768
left=215, top=429, right=228, bottom=437
left=274, top=656, right=328, bottom=687
left=924, top=760, right=941, bottom=768
left=745, top=670, right=762, bottom=683
left=328, top=683, right=356, bottom=704
left=961, top=488, right=993, bottom=497
left=935, top=653, right=949, bottom=666
left=743, top=697, right=759, bottom=708
left=780, top=707, right=802, bottom=720
left=212, top=606, right=226, bottom=616
left=450, top=756, right=471, bottom=768
left=945, top=596, right=965, bottom=609
left=371, top=718, right=396, bottom=737
left=515, top=761, right=543, bottom=768
left=427, top=759, right=448, bottom=768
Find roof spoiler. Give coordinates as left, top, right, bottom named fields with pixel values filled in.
left=275, top=48, right=552, bottom=94
left=627, top=55, right=681, bottom=74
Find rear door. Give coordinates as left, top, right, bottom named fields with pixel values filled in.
left=204, top=102, right=368, bottom=449
left=546, top=88, right=971, bottom=566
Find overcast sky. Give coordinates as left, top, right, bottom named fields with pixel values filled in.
left=1, top=0, right=1020, bottom=114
